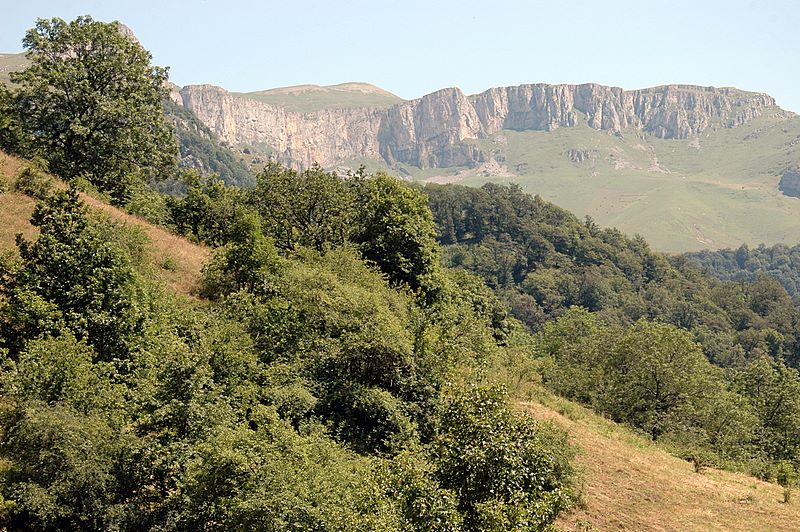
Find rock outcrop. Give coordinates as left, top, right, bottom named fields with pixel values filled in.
left=174, top=82, right=777, bottom=170
left=779, top=167, right=800, bottom=198
left=179, top=84, right=384, bottom=168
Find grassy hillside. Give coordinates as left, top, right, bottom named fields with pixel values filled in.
left=236, top=82, right=403, bottom=112
left=0, top=151, right=209, bottom=295
left=414, top=109, right=800, bottom=252
left=0, top=52, right=29, bottom=85
left=522, top=391, right=800, bottom=531
left=3, top=150, right=799, bottom=529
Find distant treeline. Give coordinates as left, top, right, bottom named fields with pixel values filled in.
left=686, top=243, right=800, bottom=297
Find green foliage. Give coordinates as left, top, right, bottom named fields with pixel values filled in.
left=11, top=334, right=125, bottom=421
left=1, top=404, right=132, bottom=531
left=0, top=153, right=580, bottom=527
left=0, top=85, right=27, bottom=154
left=200, top=213, right=284, bottom=299
left=168, top=170, right=253, bottom=246
left=432, top=386, right=575, bottom=531
left=536, top=309, right=799, bottom=468
left=734, top=358, right=800, bottom=463
left=14, top=166, right=53, bottom=200
left=687, top=242, right=800, bottom=297
left=124, top=185, right=170, bottom=226
left=7, top=16, right=177, bottom=203
left=351, top=173, right=441, bottom=293
left=0, top=188, right=145, bottom=360
left=379, top=449, right=463, bottom=531
left=429, top=182, right=800, bottom=368
left=250, top=162, right=353, bottom=253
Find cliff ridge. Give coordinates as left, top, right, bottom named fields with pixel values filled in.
left=175, top=82, right=778, bottom=169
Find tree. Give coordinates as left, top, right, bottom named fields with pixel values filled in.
left=250, top=162, right=352, bottom=253
left=9, top=16, right=177, bottom=203
left=168, top=171, right=251, bottom=246
left=351, top=173, right=440, bottom=294
left=0, top=188, right=144, bottom=361
left=432, top=386, right=574, bottom=531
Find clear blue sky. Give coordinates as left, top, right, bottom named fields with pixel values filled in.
left=1, top=0, right=798, bottom=111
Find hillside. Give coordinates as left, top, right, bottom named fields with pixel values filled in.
left=452, top=109, right=800, bottom=252
left=235, top=82, right=403, bottom=112
left=523, top=393, right=800, bottom=531
left=5, top=14, right=800, bottom=531
left=0, top=53, right=28, bottom=85
left=3, top=150, right=800, bottom=530
left=0, top=151, right=209, bottom=295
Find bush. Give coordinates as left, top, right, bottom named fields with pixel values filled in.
left=124, top=186, right=170, bottom=226
left=432, top=385, right=575, bottom=531
left=14, top=166, right=53, bottom=199
left=776, top=460, right=797, bottom=503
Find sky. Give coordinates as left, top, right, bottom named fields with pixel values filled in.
left=1, top=0, right=798, bottom=111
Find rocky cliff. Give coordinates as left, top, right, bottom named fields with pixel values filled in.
left=175, top=82, right=777, bottom=170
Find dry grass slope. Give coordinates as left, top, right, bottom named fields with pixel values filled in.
left=0, top=151, right=210, bottom=295
left=520, top=394, right=800, bottom=531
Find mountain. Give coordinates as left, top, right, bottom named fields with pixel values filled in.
left=235, top=82, right=403, bottom=112
left=175, top=82, right=780, bottom=168
left=5, top=43, right=800, bottom=251
left=163, top=96, right=255, bottom=188
left=0, top=53, right=29, bottom=85
left=170, top=81, right=800, bottom=252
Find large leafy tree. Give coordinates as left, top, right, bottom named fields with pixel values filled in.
left=9, top=16, right=177, bottom=202
left=249, top=162, right=353, bottom=253
left=351, top=173, right=441, bottom=293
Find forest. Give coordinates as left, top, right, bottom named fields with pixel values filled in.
left=686, top=242, right=800, bottom=296
left=0, top=14, right=799, bottom=531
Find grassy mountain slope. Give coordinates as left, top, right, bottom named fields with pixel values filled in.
left=3, top=149, right=799, bottom=530
left=417, top=108, right=800, bottom=252
left=236, top=82, right=403, bottom=112
left=0, top=151, right=209, bottom=294
left=523, top=391, right=800, bottom=531
left=0, top=53, right=29, bottom=85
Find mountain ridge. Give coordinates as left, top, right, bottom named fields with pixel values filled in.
left=5, top=49, right=800, bottom=252
left=172, top=81, right=781, bottom=170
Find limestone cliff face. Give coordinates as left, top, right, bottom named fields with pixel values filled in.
left=379, top=88, right=484, bottom=168
left=179, top=85, right=384, bottom=168
left=470, top=84, right=775, bottom=139
left=176, top=82, right=776, bottom=169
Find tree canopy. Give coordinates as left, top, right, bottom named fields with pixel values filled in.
left=6, top=16, right=177, bottom=202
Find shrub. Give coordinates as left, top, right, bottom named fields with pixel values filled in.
left=14, top=166, right=53, bottom=199
left=432, top=385, right=575, bottom=530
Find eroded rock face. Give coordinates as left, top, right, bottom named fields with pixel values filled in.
left=779, top=167, right=800, bottom=198
left=470, top=84, right=775, bottom=139
left=179, top=85, right=384, bottom=168
left=379, top=88, right=484, bottom=168
left=176, top=82, right=776, bottom=169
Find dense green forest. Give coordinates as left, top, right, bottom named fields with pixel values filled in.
left=1, top=13, right=800, bottom=531
left=426, top=183, right=800, bottom=474
left=686, top=243, right=800, bottom=297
